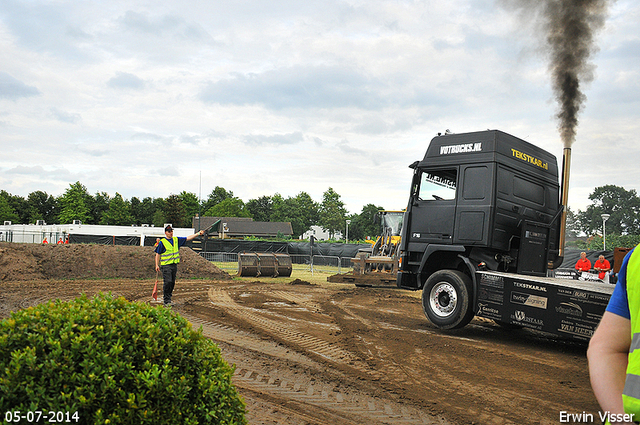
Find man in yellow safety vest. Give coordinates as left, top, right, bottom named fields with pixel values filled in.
left=154, top=225, right=204, bottom=307
left=588, top=247, right=640, bottom=425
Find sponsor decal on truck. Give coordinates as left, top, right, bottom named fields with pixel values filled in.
left=510, top=148, right=549, bottom=170
left=439, top=142, right=482, bottom=155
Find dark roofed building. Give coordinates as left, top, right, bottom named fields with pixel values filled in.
left=193, top=216, right=293, bottom=239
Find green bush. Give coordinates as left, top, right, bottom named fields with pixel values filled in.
left=567, top=234, right=640, bottom=251
left=0, top=293, right=246, bottom=425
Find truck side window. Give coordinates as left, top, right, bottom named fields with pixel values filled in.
left=418, top=169, right=457, bottom=201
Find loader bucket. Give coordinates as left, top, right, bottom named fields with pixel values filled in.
left=238, top=252, right=292, bottom=277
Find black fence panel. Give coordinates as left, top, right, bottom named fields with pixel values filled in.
left=69, top=234, right=141, bottom=246
left=203, top=239, right=289, bottom=253
left=287, top=242, right=368, bottom=258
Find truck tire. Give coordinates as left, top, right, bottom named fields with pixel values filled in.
left=422, top=270, right=474, bottom=330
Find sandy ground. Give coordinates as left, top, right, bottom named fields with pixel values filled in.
left=0, top=243, right=601, bottom=425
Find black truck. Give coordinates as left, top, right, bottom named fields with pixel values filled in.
left=396, top=129, right=613, bottom=340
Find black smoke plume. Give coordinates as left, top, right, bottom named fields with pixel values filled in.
left=502, top=0, right=609, bottom=147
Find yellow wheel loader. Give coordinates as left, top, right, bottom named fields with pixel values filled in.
left=328, top=210, right=404, bottom=286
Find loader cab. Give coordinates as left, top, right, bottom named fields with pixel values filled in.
left=376, top=210, right=404, bottom=237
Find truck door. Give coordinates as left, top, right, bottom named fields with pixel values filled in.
left=408, top=168, right=457, bottom=244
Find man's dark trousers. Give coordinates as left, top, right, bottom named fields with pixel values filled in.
left=161, top=263, right=178, bottom=305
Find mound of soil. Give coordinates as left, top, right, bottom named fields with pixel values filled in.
left=0, top=242, right=230, bottom=281
left=289, top=278, right=312, bottom=285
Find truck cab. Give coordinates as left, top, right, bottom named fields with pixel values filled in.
left=397, top=130, right=564, bottom=328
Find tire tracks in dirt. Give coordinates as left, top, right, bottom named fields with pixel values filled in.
left=176, top=284, right=454, bottom=425
left=326, top=298, right=573, bottom=425
left=2, top=279, right=598, bottom=425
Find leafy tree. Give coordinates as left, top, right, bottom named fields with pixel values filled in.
left=1, top=191, right=30, bottom=224
left=569, top=234, right=640, bottom=251
left=100, top=193, right=134, bottom=225
left=564, top=206, right=581, bottom=239
left=131, top=196, right=162, bottom=226
left=163, top=194, right=188, bottom=227
left=130, top=197, right=143, bottom=225
left=271, top=194, right=302, bottom=237
left=27, top=191, right=57, bottom=224
left=348, top=204, right=385, bottom=241
left=577, top=185, right=640, bottom=235
left=179, top=191, right=201, bottom=222
left=269, top=192, right=320, bottom=238
left=246, top=196, right=273, bottom=222
left=319, top=187, right=347, bottom=239
left=57, top=182, right=91, bottom=224
left=87, top=191, right=111, bottom=225
left=0, top=194, right=19, bottom=223
left=205, top=198, right=251, bottom=218
left=152, top=198, right=166, bottom=227
left=202, top=186, right=234, bottom=212
left=293, top=191, right=320, bottom=234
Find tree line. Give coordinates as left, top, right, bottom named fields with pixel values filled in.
left=2, top=182, right=639, bottom=245
left=565, top=184, right=640, bottom=250
left=0, top=182, right=383, bottom=241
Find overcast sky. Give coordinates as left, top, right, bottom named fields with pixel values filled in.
left=1, top=0, right=638, bottom=217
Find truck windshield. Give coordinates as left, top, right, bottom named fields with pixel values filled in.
left=418, top=169, right=457, bottom=201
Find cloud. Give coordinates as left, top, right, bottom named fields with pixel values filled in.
left=199, top=66, right=384, bottom=110
left=337, top=140, right=367, bottom=156
left=5, top=165, right=74, bottom=180
left=75, top=145, right=111, bottom=157
left=244, top=132, right=304, bottom=146
left=0, top=0, right=637, bottom=216
left=118, top=10, right=210, bottom=41
left=0, top=72, right=41, bottom=100
left=158, top=167, right=180, bottom=177
left=50, top=108, right=81, bottom=124
left=107, top=72, right=145, bottom=90
left=130, top=132, right=172, bottom=143
left=352, top=116, right=413, bottom=135
left=0, top=2, right=92, bottom=61
left=179, top=134, right=204, bottom=145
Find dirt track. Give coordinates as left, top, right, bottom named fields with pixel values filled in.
left=0, top=243, right=601, bottom=424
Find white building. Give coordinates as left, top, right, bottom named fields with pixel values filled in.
left=301, top=225, right=342, bottom=241
left=0, top=221, right=195, bottom=246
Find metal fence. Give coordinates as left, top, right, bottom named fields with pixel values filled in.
left=0, top=229, right=68, bottom=244
left=199, top=252, right=354, bottom=275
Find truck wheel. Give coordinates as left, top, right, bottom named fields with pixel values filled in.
left=422, top=270, right=474, bottom=330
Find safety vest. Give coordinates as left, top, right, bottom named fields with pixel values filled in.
left=159, top=237, right=180, bottom=266
left=623, top=247, right=640, bottom=417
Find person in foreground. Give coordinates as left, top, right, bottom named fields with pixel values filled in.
left=155, top=225, right=204, bottom=306
left=588, top=247, right=640, bottom=425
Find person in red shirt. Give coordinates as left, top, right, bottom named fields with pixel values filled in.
left=594, top=254, right=611, bottom=280
left=575, top=251, right=591, bottom=272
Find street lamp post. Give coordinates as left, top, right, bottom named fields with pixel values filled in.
left=601, top=214, right=610, bottom=250
left=346, top=220, right=351, bottom=243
